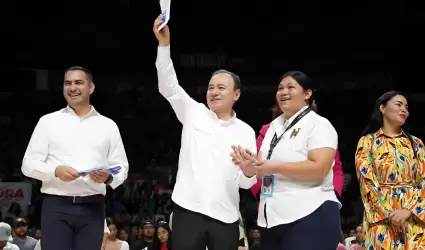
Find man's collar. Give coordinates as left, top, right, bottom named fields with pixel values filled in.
left=62, top=105, right=98, bottom=119
left=210, top=109, right=237, bottom=125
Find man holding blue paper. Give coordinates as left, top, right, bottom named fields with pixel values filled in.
left=21, top=66, right=129, bottom=250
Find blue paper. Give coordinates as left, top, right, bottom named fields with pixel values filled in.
left=79, top=165, right=122, bottom=176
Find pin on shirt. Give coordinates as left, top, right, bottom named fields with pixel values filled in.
left=289, top=128, right=301, bottom=139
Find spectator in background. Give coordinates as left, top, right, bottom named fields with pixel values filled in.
left=34, top=229, right=41, bottom=240
left=336, top=231, right=347, bottom=250
left=248, top=228, right=261, bottom=250
left=131, top=221, right=155, bottom=250
left=104, top=217, right=129, bottom=250
left=143, top=221, right=171, bottom=250
left=129, top=224, right=140, bottom=244
left=118, top=228, right=129, bottom=242
left=11, top=218, right=38, bottom=250
left=251, top=101, right=345, bottom=204
left=0, top=222, right=19, bottom=250
left=344, top=226, right=360, bottom=249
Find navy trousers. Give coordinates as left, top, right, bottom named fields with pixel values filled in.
left=172, top=204, right=239, bottom=250
left=261, top=201, right=340, bottom=250
left=40, top=194, right=105, bottom=250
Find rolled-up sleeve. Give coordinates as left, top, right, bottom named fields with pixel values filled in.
left=22, top=116, right=57, bottom=182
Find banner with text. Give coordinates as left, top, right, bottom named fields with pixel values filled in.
left=0, top=182, right=32, bottom=219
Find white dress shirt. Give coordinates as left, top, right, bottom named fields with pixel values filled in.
left=22, top=106, right=129, bottom=196
left=156, top=46, right=257, bottom=223
left=258, top=105, right=341, bottom=228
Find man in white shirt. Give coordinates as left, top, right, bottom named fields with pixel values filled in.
left=0, top=223, right=19, bottom=250
left=153, top=15, right=257, bottom=250
left=22, top=66, right=129, bottom=250
left=154, top=15, right=257, bottom=250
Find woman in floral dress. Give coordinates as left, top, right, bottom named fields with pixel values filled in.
left=355, top=91, right=425, bottom=249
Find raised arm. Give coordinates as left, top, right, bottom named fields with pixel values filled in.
left=355, top=135, right=393, bottom=223
left=107, top=123, right=129, bottom=189
left=22, top=116, right=57, bottom=182
left=153, top=14, right=197, bottom=124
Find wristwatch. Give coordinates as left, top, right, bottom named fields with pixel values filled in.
left=104, top=174, right=113, bottom=185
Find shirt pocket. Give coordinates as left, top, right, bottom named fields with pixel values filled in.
left=190, top=121, right=214, bottom=155
left=193, top=122, right=213, bottom=135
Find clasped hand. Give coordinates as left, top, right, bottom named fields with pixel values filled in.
left=230, top=146, right=274, bottom=178
left=389, top=209, right=411, bottom=234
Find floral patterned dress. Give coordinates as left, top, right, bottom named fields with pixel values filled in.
left=355, top=129, right=425, bottom=250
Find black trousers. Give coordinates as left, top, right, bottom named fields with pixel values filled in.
left=172, top=204, right=239, bottom=250
left=41, top=194, right=105, bottom=250
left=261, top=201, right=340, bottom=250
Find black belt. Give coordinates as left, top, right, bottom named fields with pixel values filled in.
left=44, top=194, right=105, bottom=204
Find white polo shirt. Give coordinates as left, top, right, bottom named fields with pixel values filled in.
left=156, top=46, right=257, bottom=223
left=258, top=105, right=341, bottom=228
left=21, top=106, right=129, bottom=196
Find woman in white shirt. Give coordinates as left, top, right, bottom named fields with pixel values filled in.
left=232, top=71, right=341, bottom=250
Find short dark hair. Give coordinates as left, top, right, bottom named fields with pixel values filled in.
left=65, top=66, right=93, bottom=82
left=211, top=69, right=241, bottom=90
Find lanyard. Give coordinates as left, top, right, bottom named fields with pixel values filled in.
left=266, top=108, right=311, bottom=160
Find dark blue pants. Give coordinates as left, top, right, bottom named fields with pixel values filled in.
left=40, top=194, right=105, bottom=250
left=261, top=201, right=340, bottom=250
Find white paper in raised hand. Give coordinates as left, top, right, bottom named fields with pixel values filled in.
left=158, top=0, right=171, bottom=31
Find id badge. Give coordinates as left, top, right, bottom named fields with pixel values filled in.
left=261, top=175, right=274, bottom=197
